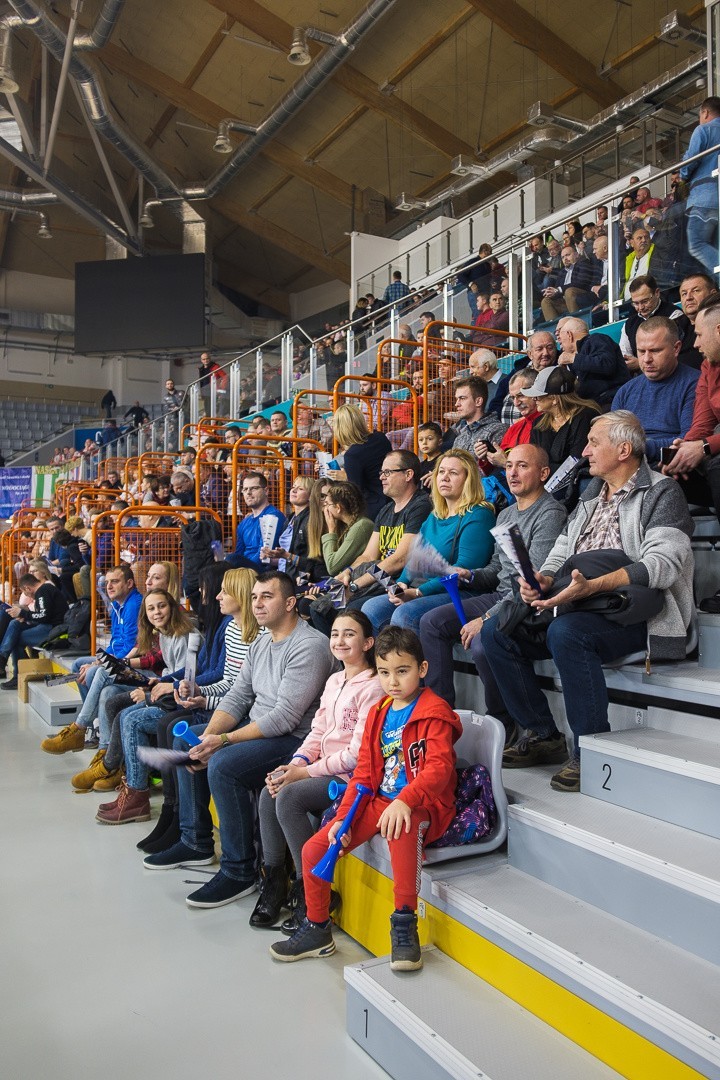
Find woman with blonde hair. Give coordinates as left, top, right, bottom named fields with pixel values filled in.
left=333, top=402, right=392, bottom=519
left=145, top=561, right=181, bottom=601
left=260, top=476, right=321, bottom=578
left=362, top=448, right=495, bottom=634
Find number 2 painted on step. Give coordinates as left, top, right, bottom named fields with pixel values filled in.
left=601, top=763, right=612, bottom=791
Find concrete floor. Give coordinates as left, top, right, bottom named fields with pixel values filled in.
left=0, top=694, right=389, bottom=1080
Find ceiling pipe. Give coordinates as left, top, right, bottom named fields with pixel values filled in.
left=213, top=117, right=259, bottom=154
left=0, top=14, right=25, bottom=93
left=180, top=0, right=401, bottom=201
left=73, top=0, right=125, bottom=51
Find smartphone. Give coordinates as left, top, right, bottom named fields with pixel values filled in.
left=660, top=446, right=677, bottom=466
left=483, top=440, right=496, bottom=454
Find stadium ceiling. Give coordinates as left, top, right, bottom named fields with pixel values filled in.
left=0, top=0, right=707, bottom=317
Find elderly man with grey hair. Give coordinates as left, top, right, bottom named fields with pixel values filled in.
left=487, top=330, right=558, bottom=422
left=482, top=409, right=695, bottom=792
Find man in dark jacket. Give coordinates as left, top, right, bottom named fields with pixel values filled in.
left=0, top=573, right=68, bottom=687
left=541, top=246, right=600, bottom=322
left=556, top=317, right=629, bottom=407
left=124, top=401, right=150, bottom=428
left=619, top=275, right=690, bottom=371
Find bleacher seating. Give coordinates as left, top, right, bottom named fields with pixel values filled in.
left=0, top=399, right=101, bottom=461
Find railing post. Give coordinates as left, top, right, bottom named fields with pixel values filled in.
left=346, top=325, right=354, bottom=378
left=389, top=306, right=399, bottom=342
left=229, top=359, right=240, bottom=418
left=309, top=343, right=317, bottom=390
left=210, top=369, right=217, bottom=419
left=607, top=207, right=618, bottom=324
left=521, top=247, right=534, bottom=338
left=508, top=251, right=520, bottom=339
left=281, top=332, right=293, bottom=401
left=255, top=348, right=263, bottom=412
left=189, top=383, right=199, bottom=427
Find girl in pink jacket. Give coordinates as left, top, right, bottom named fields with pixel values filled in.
left=252, top=610, right=382, bottom=932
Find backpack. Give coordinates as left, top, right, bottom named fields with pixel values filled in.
left=429, top=763, right=497, bottom=848
left=41, top=597, right=91, bottom=653
left=181, top=518, right=222, bottom=592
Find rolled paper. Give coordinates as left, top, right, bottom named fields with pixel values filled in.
left=441, top=572, right=468, bottom=626
left=327, top=780, right=347, bottom=800
left=172, top=719, right=202, bottom=747
left=311, top=783, right=373, bottom=883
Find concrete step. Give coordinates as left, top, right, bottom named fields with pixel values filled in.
left=505, top=767, right=720, bottom=965
left=430, top=857, right=720, bottom=1080
left=346, top=947, right=625, bottom=1080
left=580, top=726, right=720, bottom=838
left=27, top=679, right=81, bottom=728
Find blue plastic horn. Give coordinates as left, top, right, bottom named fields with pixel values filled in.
left=327, top=780, right=347, bottom=800
left=172, top=720, right=202, bottom=747
left=311, top=783, right=373, bottom=883
left=440, top=572, right=468, bottom=626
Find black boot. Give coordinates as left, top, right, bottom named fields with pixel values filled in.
left=280, top=877, right=306, bottom=935
left=0, top=655, right=7, bottom=680
left=249, top=864, right=288, bottom=928
left=136, top=802, right=175, bottom=852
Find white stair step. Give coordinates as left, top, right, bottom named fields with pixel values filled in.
left=346, top=948, right=625, bottom=1080
left=580, top=727, right=720, bottom=838
left=505, top=767, right=720, bottom=964
left=430, top=857, right=720, bottom=1079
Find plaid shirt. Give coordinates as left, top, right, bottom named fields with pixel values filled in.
left=575, top=470, right=639, bottom=554
left=383, top=280, right=411, bottom=304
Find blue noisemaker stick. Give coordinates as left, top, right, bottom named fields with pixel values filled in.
left=172, top=720, right=202, bottom=747
left=440, top=573, right=468, bottom=626
left=311, top=783, right=373, bottom=883
left=327, top=780, right=347, bottom=800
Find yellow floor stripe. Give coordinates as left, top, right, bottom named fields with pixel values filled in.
left=334, top=854, right=706, bottom=1080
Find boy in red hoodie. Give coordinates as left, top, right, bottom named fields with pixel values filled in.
left=270, top=626, right=461, bottom=971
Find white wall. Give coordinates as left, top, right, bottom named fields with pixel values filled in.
left=290, top=279, right=349, bottom=323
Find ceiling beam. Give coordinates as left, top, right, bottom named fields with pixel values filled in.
left=99, top=42, right=355, bottom=208
left=306, top=105, right=368, bottom=162
left=215, top=259, right=291, bottom=317
left=206, top=0, right=475, bottom=159
left=213, top=195, right=350, bottom=283
left=464, top=0, right=625, bottom=108
left=386, top=7, right=476, bottom=86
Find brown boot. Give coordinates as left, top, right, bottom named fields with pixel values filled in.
left=92, top=765, right=124, bottom=793
left=41, top=723, right=85, bottom=755
left=95, top=781, right=151, bottom=825
left=71, top=749, right=109, bottom=792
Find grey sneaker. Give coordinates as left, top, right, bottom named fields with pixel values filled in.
left=390, top=909, right=422, bottom=971
left=269, top=918, right=335, bottom=962
left=502, top=731, right=567, bottom=768
left=551, top=757, right=581, bottom=792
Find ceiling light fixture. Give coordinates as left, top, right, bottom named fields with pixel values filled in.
left=139, top=204, right=154, bottom=228
left=288, top=27, right=311, bottom=65
left=658, top=10, right=707, bottom=46
left=37, top=216, right=52, bottom=239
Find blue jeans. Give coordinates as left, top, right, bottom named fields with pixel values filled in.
left=480, top=611, right=647, bottom=753
left=120, top=703, right=167, bottom=789
left=418, top=592, right=503, bottom=712
left=175, top=722, right=301, bottom=881
left=72, top=656, right=98, bottom=702
left=0, top=620, right=53, bottom=666
left=361, top=591, right=455, bottom=635
left=75, top=664, right=133, bottom=731
left=686, top=206, right=719, bottom=279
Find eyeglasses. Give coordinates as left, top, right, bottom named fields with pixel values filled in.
left=378, top=468, right=408, bottom=478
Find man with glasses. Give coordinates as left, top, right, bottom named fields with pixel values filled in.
left=619, top=275, right=689, bottom=372
left=226, top=472, right=286, bottom=570
left=487, top=330, right=557, bottom=422
left=308, top=451, right=432, bottom=635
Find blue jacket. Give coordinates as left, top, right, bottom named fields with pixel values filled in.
left=109, top=587, right=142, bottom=658
left=227, top=505, right=286, bottom=566
left=681, top=117, right=720, bottom=208
left=164, top=614, right=231, bottom=685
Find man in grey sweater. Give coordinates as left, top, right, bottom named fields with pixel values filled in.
left=419, top=444, right=566, bottom=745
left=143, top=571, right=336, bottom=908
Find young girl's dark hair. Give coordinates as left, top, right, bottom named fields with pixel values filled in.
left=136, top=589, right=195, bottom=654
left=197, top=560, right=232, bottom=645
left=326, top=481, right=366, bottom=543
left=375, top=625, right=425, bottom=665
left=331, top=607, right=376, bottom=670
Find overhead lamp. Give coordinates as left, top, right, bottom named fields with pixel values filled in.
left=139, top=204, right=154, bottom=229
left=658, top=10, right=706, bottom=46
left=395, top=193, right=428, bottom=212
left=213, top=131, right=233, bottom=154
left=288, top=27, right=311, bottom=65
left=37, top=216, right=52, bottom=240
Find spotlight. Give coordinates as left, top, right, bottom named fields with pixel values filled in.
left=288, top=27, right=311, bottom=65
left=37, top=220, right=52, bottom=240
left=139, top=207, right=154, bottom=229
left=213, top=131, right=233, bottom=154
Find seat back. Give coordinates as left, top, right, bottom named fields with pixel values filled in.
left=423, top=710, right=509, bottom=864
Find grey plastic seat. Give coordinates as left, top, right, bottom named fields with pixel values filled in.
left=366, top=711, right=509, bottom=867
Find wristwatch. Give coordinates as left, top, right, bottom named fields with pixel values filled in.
left=703, top=440, right=712, bottom=458
left=219, top=733, right=230, bottom=747
left=349, top=581, right=359, bottom=594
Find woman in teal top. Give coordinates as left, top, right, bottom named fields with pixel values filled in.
left=361, top=449, right=495, bottom=634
